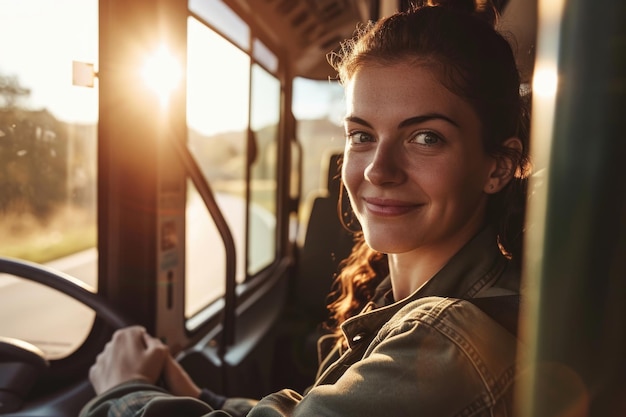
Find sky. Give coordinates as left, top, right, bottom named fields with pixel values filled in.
left=0, top=0, right=99, bottom=124
left=0, top=0, right=344, bottom=132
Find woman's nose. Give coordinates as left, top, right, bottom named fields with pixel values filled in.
left=363, top=142, right=407, bottom=186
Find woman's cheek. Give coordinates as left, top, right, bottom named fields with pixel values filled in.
left=341, top=160, right=361, bottom=209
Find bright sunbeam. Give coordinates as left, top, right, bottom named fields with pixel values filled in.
left=141, top=44, right=182, bottom=108
left=533, top=66, right=559, bottom=98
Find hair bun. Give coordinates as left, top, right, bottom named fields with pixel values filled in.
left=425, top=0, right=499, bottom=27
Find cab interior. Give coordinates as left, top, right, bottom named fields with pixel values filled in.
left=0, top=0, right=625, bottom=416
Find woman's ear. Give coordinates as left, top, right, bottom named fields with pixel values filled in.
left=484, top=137, right=523, bottom=194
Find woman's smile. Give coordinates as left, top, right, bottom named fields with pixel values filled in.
left=362, top=197, right=423, bottom=217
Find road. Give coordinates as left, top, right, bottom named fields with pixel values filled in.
left=0, top=249, right=98, bottom=359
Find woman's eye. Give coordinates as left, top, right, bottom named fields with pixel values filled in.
left=346, top=131, right=374, bottom=144
left=411, top=131, right=441, bottom=145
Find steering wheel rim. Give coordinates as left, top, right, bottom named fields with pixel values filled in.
left=0, top=256, right=134, bottom=415
left=0, top=256, right=132, bottom=329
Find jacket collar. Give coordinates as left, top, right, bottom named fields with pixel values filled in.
left=341, top=226, right=509, bottom=348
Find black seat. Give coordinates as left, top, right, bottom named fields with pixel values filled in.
left=295, top=152, right=356, bottom=321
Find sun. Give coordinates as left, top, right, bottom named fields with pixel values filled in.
left=140, top=44, right=183, bottom=108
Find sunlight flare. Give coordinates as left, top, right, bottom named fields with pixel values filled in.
left=141, top=44, right=182, bottom=108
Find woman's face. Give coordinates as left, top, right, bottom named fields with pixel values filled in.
left=342, top=62, right=497, bottom=255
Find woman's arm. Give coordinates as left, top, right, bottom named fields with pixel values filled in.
left=81, top=298, right=518, bottom=417
left=249, top=297, right=519, bottom=417
left=82, top=326, right=256, bottom=417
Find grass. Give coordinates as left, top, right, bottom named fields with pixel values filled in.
left=0, top=205, right=96, bottom=264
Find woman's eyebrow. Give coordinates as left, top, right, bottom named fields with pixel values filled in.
left=344, top=115, right=372, bottom=127
left=398, top=113, right=460, bottom=128
left=344, top=113, right=460, bottom=128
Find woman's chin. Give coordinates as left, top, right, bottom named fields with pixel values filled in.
left=362, top=231, right=420, bottom=254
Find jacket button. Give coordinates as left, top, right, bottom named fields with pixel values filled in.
left=352, top=333, right=365, bottom=343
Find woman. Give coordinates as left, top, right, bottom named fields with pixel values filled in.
left=82, top=1, right=531, bottom=416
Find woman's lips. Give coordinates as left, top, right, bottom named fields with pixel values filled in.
left=362, top=197, right=422, bottom=216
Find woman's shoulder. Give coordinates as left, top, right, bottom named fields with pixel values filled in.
left=372, top=296, right=520, bottom=375
left=347, top=296, right=521, bottom=414
left=381, top=295, right=519, bottom=341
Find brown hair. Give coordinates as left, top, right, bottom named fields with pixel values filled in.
left=325, top=0, right=531, bottom=338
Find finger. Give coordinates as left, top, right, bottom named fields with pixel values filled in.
left=121, top=326, right=150, bottom=352
left=142, top=333, right=169, bottom=360
left=142, top=332, right=164, bottom=349
left=113, top=325, right=144, bottom=340
left=110, top=326, right=141, bottom=351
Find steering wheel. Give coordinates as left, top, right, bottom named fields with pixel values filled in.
left=0, top=256, right=132, bottom=415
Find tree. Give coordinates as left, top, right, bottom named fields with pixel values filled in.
left=0, top=74, right=68, bottom=220
left=0, top=74, right=31, bottom=109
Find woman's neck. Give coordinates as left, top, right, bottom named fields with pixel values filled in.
left=388, top=249, right=449, bottom=301
left=387, top=230, right=481, bottom=301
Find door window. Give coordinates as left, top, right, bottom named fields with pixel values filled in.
left=0, top=0, right=99, bottom=359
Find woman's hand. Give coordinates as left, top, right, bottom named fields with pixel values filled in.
left=89, top=326, right=169, bottom=395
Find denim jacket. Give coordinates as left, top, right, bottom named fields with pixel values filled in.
left=80, top=226, right=522, bottom=417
